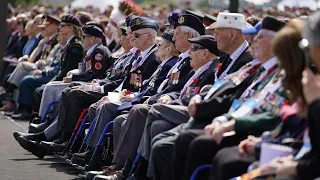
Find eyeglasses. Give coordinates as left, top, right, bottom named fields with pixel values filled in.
left=191, top=45, right=206, bottom=51
left=133, top=32, right=150, bottom=38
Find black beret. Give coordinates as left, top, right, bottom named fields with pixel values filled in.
left=85, top=21, right=104, bottom=32
left=173, top=14, right=205, bottom=35
left=203, top=14, right=217, bottom=26
left=185, top=10, right=204, bottom=22
left=129, top=16, right=159, bottom=32
left=162, top=29, right=174, bottom=43
left=188, top=35, right=220, bottom=56
left=125, top=15, right=138, bottom=27
left=261, top=16, right=285, bottom=32
left=82, top=25, right=105, bottom=39
left=61, top=15, right=81, bottom=27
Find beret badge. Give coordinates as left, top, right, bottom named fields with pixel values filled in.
left=135, top=19, right=141, bottom=25
left=178, top=16, right=185, bottom=24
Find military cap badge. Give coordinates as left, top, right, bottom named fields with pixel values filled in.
left=95, top=53, right=103, bottom=61
left=136, top=19, right=141, bottom=25
left=178, top=16, right=185, bottom=24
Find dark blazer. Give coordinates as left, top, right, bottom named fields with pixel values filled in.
left=139, top=56, right=179, bottom=95
left=72, top=43, right=112, bottom=82
left=99, top=52, right=140, bottom=93
left=51, top=37, right=84, bottom=81
left=191, top=69, right=259, bottom=129
left=116, top=56, right=178, bottom=113
left=217, top=48, right=253, bottom=79
left=168, top=60, right=220, bottom=106
left=147, top=56, right=194, bottom=104
left=296, top=100, right=320, bottom=179
left=120, top=45, right=160, bottom=92
left=5, top=32, right=20, bottom=57
left=15, top=36, right=29, bottom=58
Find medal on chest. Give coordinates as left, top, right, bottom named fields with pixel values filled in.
left=130, top=71, right=142, bottom=88
left=169, top=71, right=180, bottom=85
left=183, top=86, right=201, bottom=98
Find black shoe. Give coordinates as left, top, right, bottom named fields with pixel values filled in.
left=28, top=119, right=53, bottom=133
left=31, top=117, right=41, bottom=124
left=86, top=165, right=120, bottom=179
left=39, top=141, right=54, bottom=151
left=93, top=171, right=125, bottom=180
left=51, top=140, right=69, bottom=153
left=13, top=131, right=46, bottom=142
left=16, top=136, right=47, bottom=159
left=71, top=149, right=94, bottom=165
left=4, top=109, right=17, bottom=116
left=12, top=110, right=31, bottom=120
left=13, top=131, right=34, bottom=141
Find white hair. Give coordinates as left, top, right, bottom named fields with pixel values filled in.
left=142, top=28, right=157, bottom=43
left=180, top=26, right=200, bottom=38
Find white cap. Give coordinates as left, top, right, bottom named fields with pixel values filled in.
left=206, top=12, right=246, bottom=30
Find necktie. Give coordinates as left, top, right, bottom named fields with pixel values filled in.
left=254, top=66, right=265, bottom=80
left=218, top=55, right=231, bottom=76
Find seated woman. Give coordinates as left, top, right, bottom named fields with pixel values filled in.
left=248, top=12, right=320, bottom=180
left=210, top=19, right=308, bottom=180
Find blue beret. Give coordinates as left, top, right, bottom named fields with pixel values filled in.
left=173, top=14, right=205, bottom=35
left=129, top=17, right=159, bottom=32
left=162, top=29, right=174, bottom=43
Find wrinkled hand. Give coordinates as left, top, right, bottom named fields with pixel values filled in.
left=92, top=85, right=102, bottom=93
left=63, top=76, right=72, bottom=83
left=238, top=136, right=261, bottom=155
left=276, top=157, right=297, bottom=176
left=18, top=55, right=28, bottom=63
left=204, top=122, right=225, bottom=144
left=96, top=96, right=109, bottom=106
left=32, top=70, right=42, bottom=76
left=91, top=79, right=99, bottom=84
left=302, top=68, right=320, bottom=105
left=36, top=60, right=45, bottom=69
left=157, top=95, right=171, bottom=104
left=120, top=94, right=134, bottom=102
left=260, top=156, right=296, bottom=176
left=204, top=122, right=219, bottom=136
left=188, top=95, right=201, bottom=117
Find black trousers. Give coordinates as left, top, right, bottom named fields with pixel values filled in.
left=169, top=130, right=248, bottom=180
left=32, top=85, right=45, bottom=114
left=0, top=60, right=10, bottom=81
left=56, top=88, right=104, bottom=133
left=0, top=61, right=17, bottom=86
left=210, top=146, right=257, bottom=180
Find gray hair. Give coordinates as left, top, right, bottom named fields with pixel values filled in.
left=180, top=26, right=200, bottom=38
left=142, top=28, right=157, bottom=43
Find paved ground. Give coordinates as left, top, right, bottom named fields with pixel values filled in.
left=0, top=114, right=85, bottom=180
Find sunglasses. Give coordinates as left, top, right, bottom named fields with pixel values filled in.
left=133, top=32, right=150, bottom=38
left=191, top=45, right=206, bottom=51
